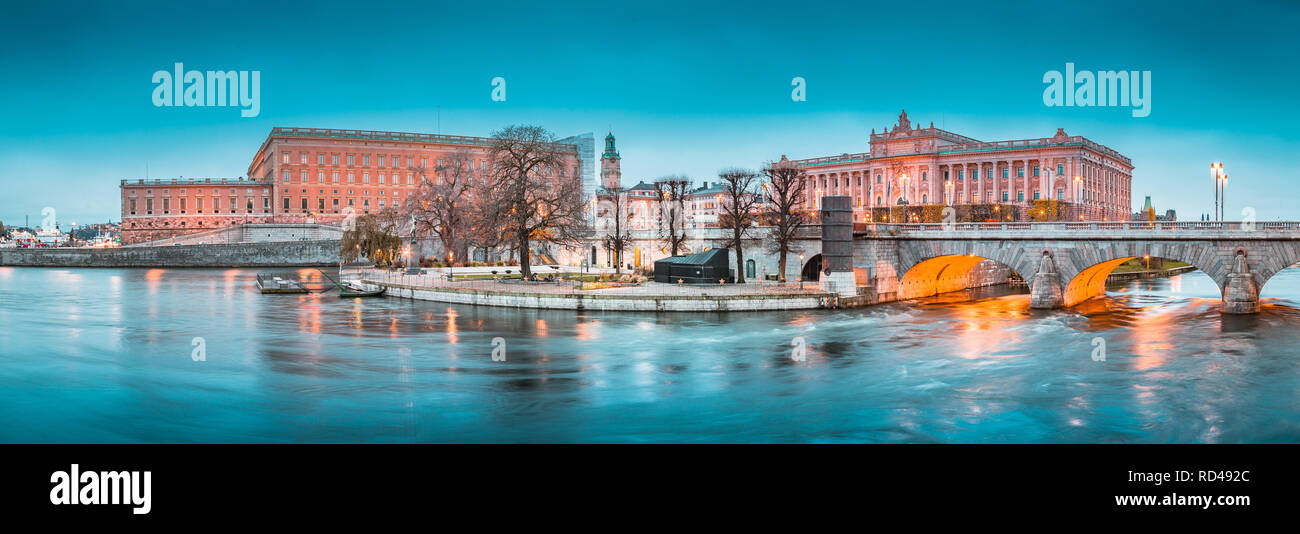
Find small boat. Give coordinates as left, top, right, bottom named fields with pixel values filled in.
left=339, top=281, right=386, bottom=298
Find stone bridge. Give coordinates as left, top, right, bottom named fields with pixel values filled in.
left=809, top=220, right=1300, bottom=314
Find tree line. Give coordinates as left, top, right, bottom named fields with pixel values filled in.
left=343, top=124, right=814, bottom=283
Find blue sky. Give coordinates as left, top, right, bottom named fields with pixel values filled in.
left=1, top=0, right=1298, bottom=227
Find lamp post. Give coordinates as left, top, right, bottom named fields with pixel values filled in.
left=1072, top=175, right=1083, bottom=221
left=1211, top=162, right=1224, bottom=222
left=1144, top=254, right=1151, bottom=278
left=1220, top=172, right=1228, bottom=223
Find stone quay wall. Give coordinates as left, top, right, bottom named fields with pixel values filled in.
left=0, top=240, right=342, bottom=268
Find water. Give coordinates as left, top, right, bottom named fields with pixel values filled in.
left=1, top=266, right=1298, bottom=443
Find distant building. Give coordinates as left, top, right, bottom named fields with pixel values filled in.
left=786, top=110, right=1134, bottom=222
left=120, top=127, right=586, bottom=244
left=1132, top=196, right=1176, bottom=221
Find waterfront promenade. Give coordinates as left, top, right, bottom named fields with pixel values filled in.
left=346, top=267, right=830, bottom=312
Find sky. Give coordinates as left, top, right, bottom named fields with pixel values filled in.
left=1, top=0, right=1298, bottom=227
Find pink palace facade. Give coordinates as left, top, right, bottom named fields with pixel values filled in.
left=787, top=111, right=1133, bottom=222
left=120, top=127, right=583, bottom=244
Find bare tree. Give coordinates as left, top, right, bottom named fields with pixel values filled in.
left=600, top=188, right=633, bottom=273
left=480, top=125, right=586, bottom=279
left=654, top=176, right=690, bottom=257
left=717, top=168, right=761, bottom=284
left=408, top=149, right=475, bottom=264
left=340, top=211, right=404, bottom=265
left=761, top=161, right=809, bottom=282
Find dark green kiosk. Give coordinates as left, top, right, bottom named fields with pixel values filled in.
left=653, top=248, right=732, bottom=284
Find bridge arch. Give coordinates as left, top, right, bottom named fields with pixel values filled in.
left=894, top=241, right=1040, bottom=300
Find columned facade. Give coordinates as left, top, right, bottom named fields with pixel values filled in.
left=790, top=110, right=1133, bottom=222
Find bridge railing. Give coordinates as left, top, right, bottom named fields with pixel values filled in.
left=851, top=221, right=1300, bottom=234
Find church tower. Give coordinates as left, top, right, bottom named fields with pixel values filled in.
left=600, top=130, right=621, bottom=189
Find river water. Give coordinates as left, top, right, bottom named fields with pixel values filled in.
left=1, top=266, right=1297, bottom=443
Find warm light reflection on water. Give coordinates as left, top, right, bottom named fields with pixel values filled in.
left=0, top=267, right=1298, bottom=443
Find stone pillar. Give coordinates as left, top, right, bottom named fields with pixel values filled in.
left=1029, top=251, right=1064, bottom=309
left=1222, top=251, right=1261, bottom=314
left=818, top=195, right=857, bottom=297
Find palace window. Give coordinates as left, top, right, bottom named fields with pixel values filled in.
left=318, top=153, right=325, bottom=165
left=1057, top=189, right=1064, bottom=200
left=1018, top=192, right=1025, bottom=201
left=283, top=198, right=290, bottom=210
left=332, top=155, right=339, bottom=165
left=281, top=152, right=289, bottom=163
left=363, top=155, right=369, bottom=166
left=1058, top=164, right=1064, bottom=175
left=1033, top=166, right=1039, bottom=177
left=379, top=173, right=385, bottom=184
left=300, top=153, right=307, bottom=164
left=348, top=155, right=355, bottom=166
left=333, top=172, right=339, bottom=183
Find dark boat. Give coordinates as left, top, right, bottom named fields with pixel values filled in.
left=316, top=268, right=387, bottom=298
left=339, top=282, right=386, bottom=298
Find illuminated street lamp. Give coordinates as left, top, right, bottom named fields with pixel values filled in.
left=1211, top=162, right=1225, bottom=222
left=944, top=180, right=954, bottom=207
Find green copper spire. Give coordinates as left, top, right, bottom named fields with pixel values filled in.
left=603, top=130, right=619, bottom=159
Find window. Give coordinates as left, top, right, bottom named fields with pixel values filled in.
left=348, top=155, right=355, bottom=166
left=283, top=198, right=290, bottom=210
left=348, top=173, right=355, bottom=183
left=988, top=169, right=994, bottom=179
left=1057, top=189, right=1064, bottom=200
left=407, top=174, right=413, bottom=185
left=332, top=155, right=339, bottom=165
left=1002, top=192, right=1009, bottom=201
left=281, top=152, right=289, bottom=163
left=876, top=174, right=881, bottom=184
left=363, top=155, right=369, bottom=166
left=944, top=171, right=949, bottom=180
left=1034, top=191, right=1040, bottom=200
left=282, top=171, right=290, bottom=181
left=318, top=199, right=325, bottom=210
left=379, top=173, right=385, bottom=184
left=363, top=173, right=370, bottom=184
left=318, top=172, right=324, bottom=183
left=301, top=198, right=307, bottom=210
left=391, top=156, right=398, bottom=167
left=333, top=172, right=339, bottom=183
left=1058, top=164, right=1064, bottom=175
left=300, top=171, right=307, bottom=183
left=406, top=157, right=413, bottom=168
left=213, top=198, right=220, bottom=210
left=300, top=153, right=307, bottom=164
left=1033, top=166, right=1039, bottom=177
left=1018, top=192, right=1025, bottom=201
left=318, top=153, right=325, bottom=165
left=378, top=155, right=385, bottom=168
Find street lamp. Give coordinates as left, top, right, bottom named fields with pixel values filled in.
left=1211, top=162, right=1225, bottom=222
left=1144, top=254, right=1151, bottom=278
left=1073, top=175, right=1083, bottom=220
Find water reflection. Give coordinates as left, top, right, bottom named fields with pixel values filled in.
left=0, top=267, right=1297, bottom=443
